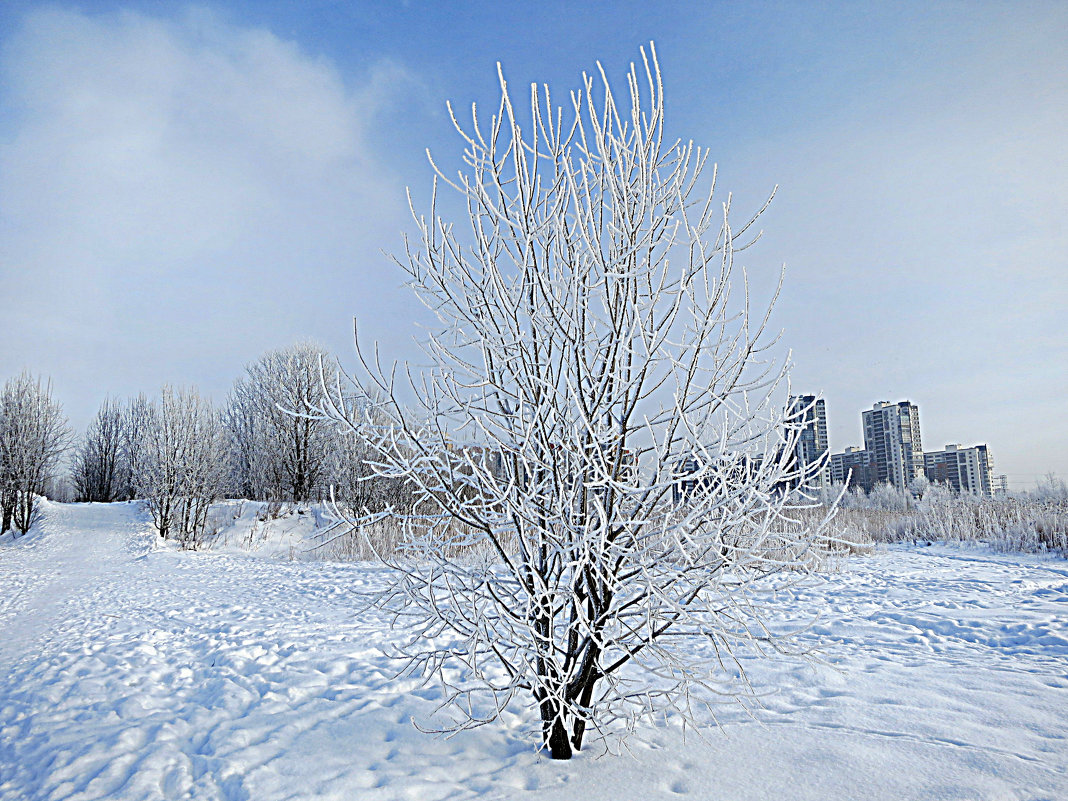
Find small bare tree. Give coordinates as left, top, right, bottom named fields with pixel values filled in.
left=71, top=397, right=130, bottom=502
left=226, top=343, right=338, bottom=503
left=323, top=45, right=825, bottom=759
left=0, top=372, right=71, bottom=534
left=130, top=386, right=228, bottom=547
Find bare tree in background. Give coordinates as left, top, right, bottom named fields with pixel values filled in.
left=129, top=386, right=228, bottom=547
left=0, top=372, right=71, bottom=534
left=122, top=393, right=152, bottom=501
left=322, top=46, right=827, bottom=758
left=71, top=397, right=130, bottom=502
left=325, top=386, right=418, bottom=518
left=226, top=343, right=337, bottom=503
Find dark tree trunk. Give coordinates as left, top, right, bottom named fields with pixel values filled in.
left=542, top=701, right=573, bottom=760
left=569, top=672, right=599, bottom=752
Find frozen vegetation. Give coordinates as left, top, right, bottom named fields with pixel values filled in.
left=816, top=481, right=1068, bottom=556
left=1, top=500, right=1066, bottom=800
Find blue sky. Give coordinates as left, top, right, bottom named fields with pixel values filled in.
left=1, top=1, right=1065, bottom=487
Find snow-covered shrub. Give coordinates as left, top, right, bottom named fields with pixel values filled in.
left=866, top=483, right=914, bottom=512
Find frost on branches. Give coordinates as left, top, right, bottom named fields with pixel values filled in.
left=323, top=44, right=828, bottom=759
left=127, top=387, right=228, bottom=548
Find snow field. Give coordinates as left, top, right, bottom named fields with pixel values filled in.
left=1, top=502, right=1066, bottom=800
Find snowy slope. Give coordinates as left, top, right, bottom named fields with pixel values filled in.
left=202, top=499, right=337, bottom=559
left=0, top=502, right=1066, bottom=800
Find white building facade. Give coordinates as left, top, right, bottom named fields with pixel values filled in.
left=923, top=443, right=995, bottom=496
left=862, top=400, right=924, bottom=490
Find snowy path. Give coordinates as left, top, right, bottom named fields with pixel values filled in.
left=0, top=503, right=154, bottom=668
left=1, top=503, right=1066, bottom=800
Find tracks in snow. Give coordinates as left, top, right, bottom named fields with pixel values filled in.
left=1, top=507, right=1066, bottom=800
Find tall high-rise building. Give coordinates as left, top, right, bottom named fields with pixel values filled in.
left=862, top=400, right=923, bottom=489
left=923, top=444, right=994, bottom=496
left=788, top=394, right=829, bottom=477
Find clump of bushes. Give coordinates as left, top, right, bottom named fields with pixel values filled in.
left=816, top=480, right=1068, bottom=556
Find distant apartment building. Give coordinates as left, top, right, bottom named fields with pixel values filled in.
left=862, top=400, right=923, bottom=489
left=923, top=444, right=995, bottom=496
left=829, top=446, right=876, bottom=491
left=787, top=394, right=829, bottom=487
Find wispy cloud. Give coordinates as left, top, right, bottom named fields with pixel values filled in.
left=0, top=7, right=416, bottom=414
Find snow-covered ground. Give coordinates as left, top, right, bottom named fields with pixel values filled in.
left=1, top=501, right=1065, bottom=800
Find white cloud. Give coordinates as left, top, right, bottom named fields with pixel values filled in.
left=0, top=7, right=418, bottom=423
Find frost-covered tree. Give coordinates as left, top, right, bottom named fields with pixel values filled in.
left=0, top=372, right=71, bottom=534
left=226, top=343, right=337, bottom=502
left=323, top=45, right=825, bottom=758
left=129, top=387, right=228, bottom=547
left=1030, top=472, right=1068, bottom=503
left=324, top=386, right=418, bottom=517
left=71, top=397, right=130, bottom=502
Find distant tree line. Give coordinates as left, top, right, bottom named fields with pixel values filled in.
left=2, top=342, right=402, bottom=543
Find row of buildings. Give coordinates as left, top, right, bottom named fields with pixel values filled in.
left=789, top=395, right=1003, bottom=496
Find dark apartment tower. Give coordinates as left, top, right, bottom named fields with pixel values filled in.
left=862, top=400, right=923, bottom=489
left=787, top=394, right=829, bottom=486
left=830, top=447, right=876, bottom=491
